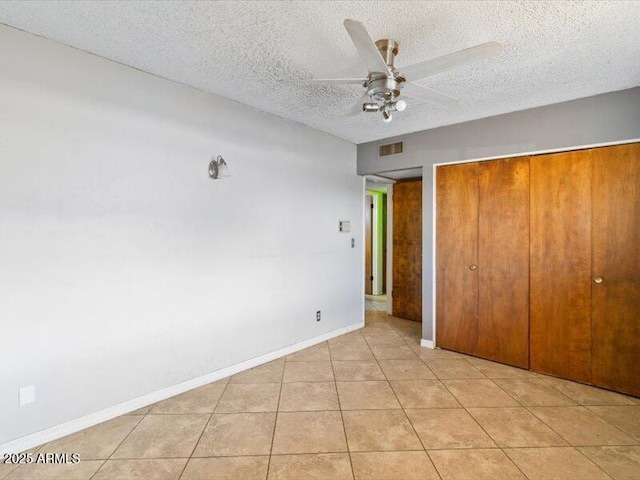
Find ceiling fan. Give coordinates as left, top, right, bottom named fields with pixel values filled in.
left=312, top=19, right=504, bottom=122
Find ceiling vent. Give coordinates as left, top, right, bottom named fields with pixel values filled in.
left=379, top=141, right=403, bottom=157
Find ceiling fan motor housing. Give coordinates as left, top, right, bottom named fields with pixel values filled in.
left=375, top=39, right=399, bottom=68
left=367, top=73, right=403, bottom=101
left=364, top=39, right=406, bottom=108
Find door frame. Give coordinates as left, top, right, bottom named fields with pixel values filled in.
left=364, top=177, right=394, bottom=312
left=365, top=189, right=389, bottom=296
left=365, top=172, right=423, bottom=317
left=365, top=194, right=373, bottom=295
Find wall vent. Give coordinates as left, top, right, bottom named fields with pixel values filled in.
left=379, top=142, right=403, bottom=157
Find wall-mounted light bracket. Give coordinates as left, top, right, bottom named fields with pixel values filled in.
left=208, top=155, right=230, bottom=179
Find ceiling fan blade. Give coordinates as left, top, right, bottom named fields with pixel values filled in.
left=308, top=78, right=366, bottom=84
left=401, top=42, right=504, bottom=81
left=343, top=19, right=392, bottom=75
left=401, top=82, right=458, bottom=107
left=347, top=103, right=364, bottom=117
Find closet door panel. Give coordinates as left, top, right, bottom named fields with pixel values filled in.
left=478, top=157, right=530, bottom=368
left=591, top=143, right=640, bottom=396
left=436, top=163, right=479, bottom=354
left=530, top=151, right=593, bottom=383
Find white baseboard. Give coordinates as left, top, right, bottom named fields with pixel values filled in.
left=0, top=321, right=364, bottom=455
left=420, top=339, right=435, bottom=349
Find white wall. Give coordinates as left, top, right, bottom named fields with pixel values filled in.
left=357, top=87, right=640, bottom=343
left=0, top=25, right=363, bottom=445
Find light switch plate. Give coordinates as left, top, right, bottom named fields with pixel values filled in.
left=339, top=220, right=351, bottom=232
left=19, top=385, right=35, bottom=406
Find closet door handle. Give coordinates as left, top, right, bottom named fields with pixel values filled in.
left=469, top=264, right=478, bottom=271
left=593, top=276, right=603, bottom=284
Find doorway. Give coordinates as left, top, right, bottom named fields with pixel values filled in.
left=364, top=182, right=389, bottom=311
left=364, top=168, right=423, bottom=321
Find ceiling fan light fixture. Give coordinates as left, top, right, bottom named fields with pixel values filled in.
left=381, top=107, right=392, bottom=123
left=363, top=102, right=380, bottom=112
left=395, top=99, right=407, bottom=112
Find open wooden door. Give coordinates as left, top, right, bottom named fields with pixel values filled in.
left=392, top=180, right=422, bottom=322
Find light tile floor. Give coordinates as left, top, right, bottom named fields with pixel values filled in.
left=3, top=310, right=640, bottom=480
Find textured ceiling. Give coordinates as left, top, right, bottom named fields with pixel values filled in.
left=1, top=1, right=639, bottom=144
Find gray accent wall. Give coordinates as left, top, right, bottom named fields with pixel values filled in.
left=357, top=87, right=640, bottom=343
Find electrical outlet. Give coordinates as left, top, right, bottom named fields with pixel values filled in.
left=19, top=385, right=35, bottom=406
left=316, top=310, right=321, bottom=322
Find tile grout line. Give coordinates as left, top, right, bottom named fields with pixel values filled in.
left=522, top=404, right=634, bottom=449
left=449, top=383, right=532, bottom=479
left=6, top=445, right=105, bottom=480
left=34, top=442, right=634, bottom=465
left=75, top=443, right=640, bottom=460
left=264, top=356, right=286, bottom=480
left=580, top=405, right=640, bottom=441
left=85, top=460, right=107, bottom=480
left=177, top=414, right=211, bottom=480
left=489, top=375, right=580, bottom=408
left=504, top=445, right=614, bottom=480
left=87, top=411, right=146, bottom=480
left=534, top=374, right=638, bottom=406
left=524, top=377, right=582, bottom=406
left=515, top=405, right=616, bottom=479
left=0, top=457, right=21, bottom=480
left=433, top=362, right=534, bottom=478
left=381, top=313, right=534, bottom=479
left=364, top=316, right=447, bottom=478
left=379, top=314, right=483, bottom=479
left=177, top=378, right=230, bottom=480
left=328, top=340, right=357, bottom=480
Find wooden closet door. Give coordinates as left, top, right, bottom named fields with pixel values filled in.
left=392, top=180, right=422, bottom=322
left=478, top=158, right=530, bottom=368
left=591, top=143, right=640, bottom=396
left=530, top=151, right=593, bottom=383
left=436, top=163, right=478, bottom=354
